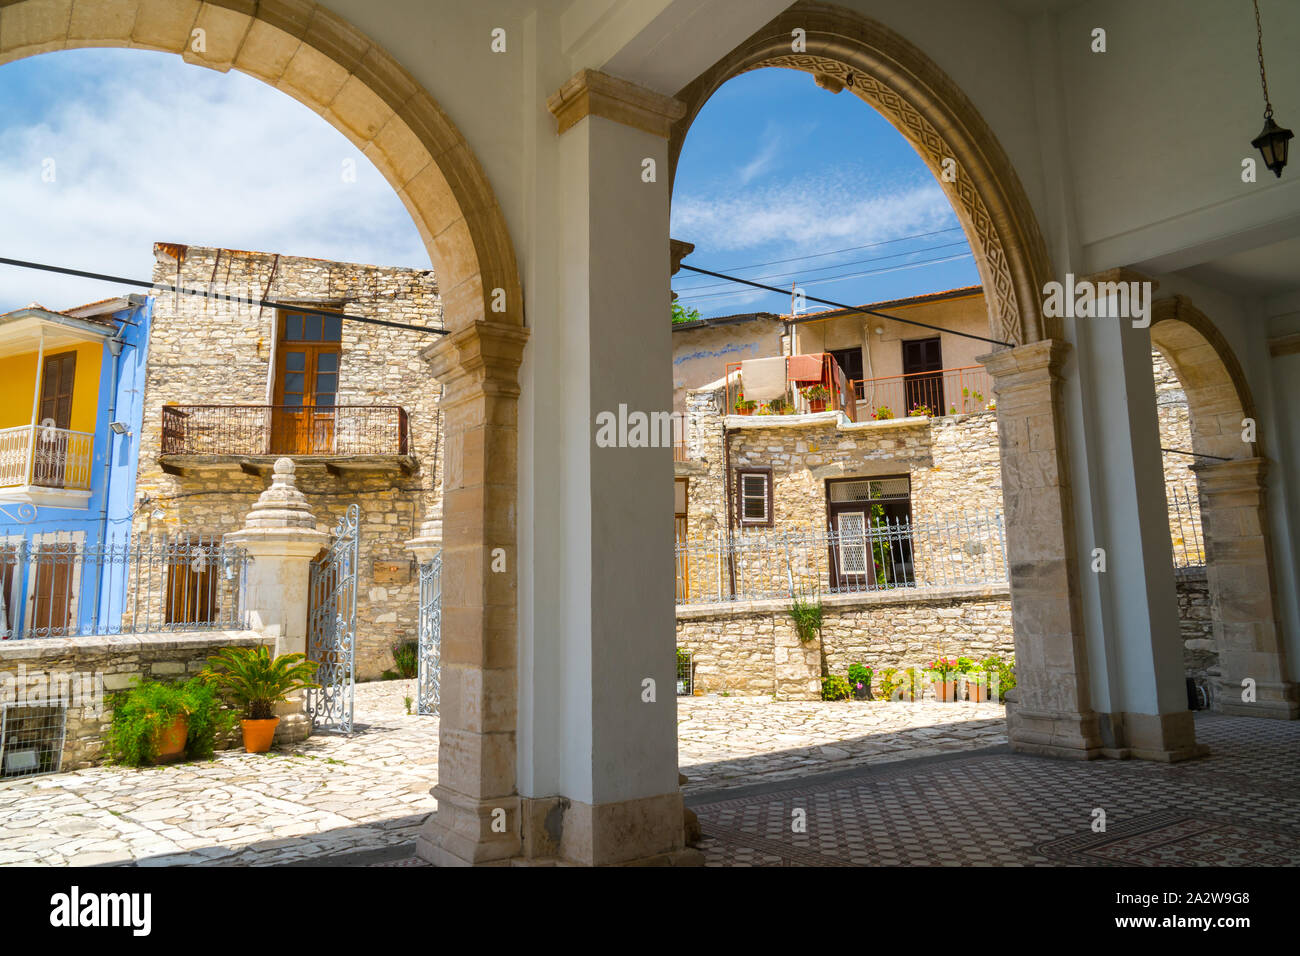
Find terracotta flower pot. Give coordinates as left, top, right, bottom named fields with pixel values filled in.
left=932, top=680, right=957, bottom=702
left=967, top=681, right=989, bottom=703
left=808, top=399, right=827, bottom=412
left=241, top=717, right=281, bottom=754
left=152, top=715, right=189, bottom=764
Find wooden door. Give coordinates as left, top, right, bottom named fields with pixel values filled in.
left=273, top=311, right=341, bottom=454
left=34, top=352, right=75, bottom=486
left=901, top=337, right=943, bottom=414
left=31, top=548, right=73, bottom=636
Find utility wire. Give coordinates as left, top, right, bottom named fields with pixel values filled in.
left=670, top=226, right=966, bottom=280
left=1161, top=447, right=1230, bottom=462
left=676, top=252, right=974, bottom=303
left=0, top=256, right=448, bottom=336
left=672, top=240, right=971, bottom=293
left=677, top=262, right=1014, bottom=348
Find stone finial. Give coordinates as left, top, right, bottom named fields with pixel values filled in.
left=240, top=458, right=318, bottom=530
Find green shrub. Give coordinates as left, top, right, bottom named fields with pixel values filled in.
left=981, top=656, right=1016, bottom=700
left=847, top=662, right=873, bottom=693
left=107, top=677, right=234, bottom=767
left=877, top=666, right=901, bottom=700
left=821, top=675, right=852, bottom=701
left=391, top=639, right=419, bottom=679
left=788, top=595, right=823, bottom=643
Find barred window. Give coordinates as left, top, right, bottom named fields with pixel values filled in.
left=737, top=469, right=773, bottom=527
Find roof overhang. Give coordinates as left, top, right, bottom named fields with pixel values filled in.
left=0, top=308, right=113, bottom=354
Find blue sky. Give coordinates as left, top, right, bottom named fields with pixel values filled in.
left=670, top=68, right=978, bottom=318
left=0, top=49, right=428, bottom=313
left=0, top=51, right=977, bottom=318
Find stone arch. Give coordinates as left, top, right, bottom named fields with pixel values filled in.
left=1149, top=296, right=1295, bottom=718
left=1150, top=296, right=1258, bottom=461
left=0, top=0, right=522, bottom=332
left=667, top=0, right=1053, bottom=347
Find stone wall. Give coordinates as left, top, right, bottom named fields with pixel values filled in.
left=676, top=586, right=1013, bottom=699
left=1176, top=568, right=1215, bottom=682
left=136, top=244, right=442, bottom=679
left=1153, top=349, right=1204, bottom=565
left=0, top=631, right=270, bottom=771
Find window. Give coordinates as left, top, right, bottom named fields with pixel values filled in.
left=165, top=538, right=217, bottom=627
left=826, top=476, right=914, bottom=590
left=828, top=346, right=863, bottom=382
left=674, top=478, right=689, bottom=602
left=736, top=468, right=773, bottom=527
left=901, top=337, right=944, bottom=414
left=273, top=310, right=343, bottom=454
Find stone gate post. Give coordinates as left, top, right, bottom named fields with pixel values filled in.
left=226, top=458, right=330, bottom=743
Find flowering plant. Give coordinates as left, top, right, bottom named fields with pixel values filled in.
left=801, top=384, right=830, bottom=401
left=907, top=403, right=934, bottom=418
left=924, top=657, right=960, bottom=680
left=847, top=662, right=873, bottom=689
left=872, top=405, right=894, bottom=420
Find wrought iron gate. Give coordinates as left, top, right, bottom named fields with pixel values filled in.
left=417, top=552, right=442, bottom=715
left=308, top=504, right=359, bottom=733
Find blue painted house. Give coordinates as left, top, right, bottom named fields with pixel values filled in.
left=0, top=294, right=152, bottom=638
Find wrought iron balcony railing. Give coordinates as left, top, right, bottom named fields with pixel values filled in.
left=851, top=365, right=994, bottom=421
left=0, top=424, right=94, bottom=491
left=160, top=405, right=409, bottom=458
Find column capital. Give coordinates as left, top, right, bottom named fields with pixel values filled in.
left=978, top=338, right=1071, bottom=382
left=421, top=319, right=530, bottom=395
left=547, top=69, right=686, bottom=138
left=1190, top=455, right=1267, bottom=492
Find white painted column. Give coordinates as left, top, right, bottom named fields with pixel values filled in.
left=514, top=71, right=694, bottom=865
left=226, top=458, right=329, bottom=743
left=1066, top=270, right=1204, bottom=760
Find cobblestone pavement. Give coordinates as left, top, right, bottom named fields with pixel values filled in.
left=677, top=697, right=1006, bottom=793
left=0, top=680, right=437, bottom=867
left=0, top=689, right=1004, bottom=866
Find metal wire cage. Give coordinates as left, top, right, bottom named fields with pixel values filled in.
left=0, top=703, right=67, bottom=779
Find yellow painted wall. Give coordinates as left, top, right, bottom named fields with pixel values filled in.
left=0, top=352, right=38, bottom=429
left=0, top=343, right=102, bottom=432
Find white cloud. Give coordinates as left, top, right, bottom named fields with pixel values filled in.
left=0, top=50, right=429, bottom=313
left=671, top=173, right=959, bottom=256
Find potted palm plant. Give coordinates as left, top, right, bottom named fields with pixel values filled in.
left=204, top=646, right=320, bottom=754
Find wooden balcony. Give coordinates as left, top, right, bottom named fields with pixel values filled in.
left=158, top=405, right=415, bottom=476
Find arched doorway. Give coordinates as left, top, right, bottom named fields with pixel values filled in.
left=0, top=0, right=528, bottom=863
left=666, top=2, right=1113, bottom=759
left=1151, top=296, right=1296, bottom=719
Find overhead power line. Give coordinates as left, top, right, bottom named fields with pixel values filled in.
left=670, top=226, right=966, bottom=282
left=677, top=262, right=1013, bottom=348
left=673, top=240, right=971, bottom=293
left=675, top=251, right=974, bottom=303
left=0, top=256, right=449, bottom=336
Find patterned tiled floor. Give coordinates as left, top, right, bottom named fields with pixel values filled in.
left=690, top=715, right=1300, bottom=866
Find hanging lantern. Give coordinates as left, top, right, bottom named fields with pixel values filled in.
left=1251, top=0, right=1292, bottom=178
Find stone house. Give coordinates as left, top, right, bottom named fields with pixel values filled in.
left=131, top=243, right=443, bottom=680
left=674, top=287, right=1210, bottom=696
